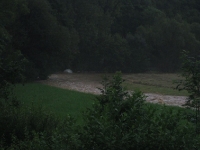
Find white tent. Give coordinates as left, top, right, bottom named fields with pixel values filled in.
left=64, top=69, right=73, bottom=73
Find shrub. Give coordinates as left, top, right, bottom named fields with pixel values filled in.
left=176, top=50, right=200, bottom=107
left=79, top=72, right=200, bottom=149
left=1, top=72, right=200, bottom=149
left=0, top=105, right=78, bottom=149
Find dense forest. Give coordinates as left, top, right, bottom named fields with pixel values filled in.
left=1, top=0, right=200, bottom=79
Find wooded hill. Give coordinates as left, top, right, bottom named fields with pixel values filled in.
left=1, top=0, right=200, bottom=79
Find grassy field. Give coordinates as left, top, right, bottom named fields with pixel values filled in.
left=13, top=73, right=189, bottom=123
left=14, top=83, right=95, bottom=123
left=9, top=75, right=199, bottom=149
left=122, top=73, right=188, bottom=96
left=13, top=81, right=195, bottom=133
left=45, top=73, right=188, bottom=96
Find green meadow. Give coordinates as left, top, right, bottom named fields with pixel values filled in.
left=122, top=73, right=188, bottom=96
left=8, top=78, right=199, bottom=149
left=14, top=83, right=95, bottom=122
left=14, top=81, right=189, bottom=122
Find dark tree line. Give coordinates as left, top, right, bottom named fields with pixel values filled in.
left=1, top=0, right=200, bottom=79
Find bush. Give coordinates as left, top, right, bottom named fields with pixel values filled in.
left=176, top=50, right=200, bottom=107
left=0, top=105, right=78, bottom=149
left=79, top=72, right=200, bottom=149
left=1, top=72, right=200, bottom=149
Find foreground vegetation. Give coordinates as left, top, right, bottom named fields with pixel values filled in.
left=1, top=0, right=200, bottom=148
left=0, top=73, right=200, bottom=149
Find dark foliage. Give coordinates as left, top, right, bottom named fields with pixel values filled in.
left=0, top=105, right=78, bottom=149
left=79, top=73, right=200, bottom=149
left=1, top=73, right=200, bottom=149
left=176, top=50, right=200, bottom=107
left=2, top=0, right=200, bottom=80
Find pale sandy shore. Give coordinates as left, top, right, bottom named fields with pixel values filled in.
left=40, top=73, right=187, bottom=107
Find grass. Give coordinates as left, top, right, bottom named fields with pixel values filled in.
left=68, top=73, right=188, bottom=96
left=14, top=83, right=95, bottom=123
left=6, top=77, right=198, bottom=149
left=124, top=82, right=188, bottom=96
left=122, top=73, right=188, bottom=96
left=40, top=73, right=188, bottom=96
left=13, top=73, right=189, bottom=123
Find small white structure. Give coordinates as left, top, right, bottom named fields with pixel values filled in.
left=64, top=69, right=73, bottom=73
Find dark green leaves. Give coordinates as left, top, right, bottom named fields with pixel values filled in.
left=176, top=50, right=200, bottom=106
left=80, top=73, right=200, bottom=149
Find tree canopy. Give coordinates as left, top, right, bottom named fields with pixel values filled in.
left=1, top=0, right=200, bottom=79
